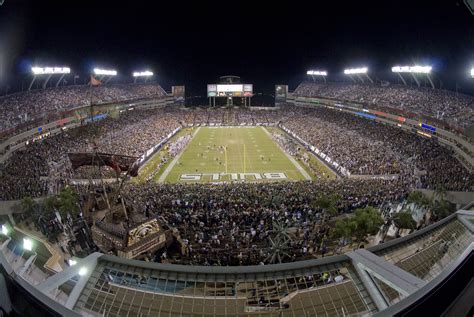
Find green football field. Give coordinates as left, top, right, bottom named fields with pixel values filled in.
left=158, top=126, right=311, bottom=183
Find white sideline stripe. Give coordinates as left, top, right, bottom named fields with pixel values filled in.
left=261, top=126, right=312, bottom=181
left=158, top=127, right=201, bottom=183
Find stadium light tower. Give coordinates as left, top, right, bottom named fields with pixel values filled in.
left=29, top=66, right=71, bottom=90
left=306, top=70, right=328, bottom=83
left=93, top=68, right=117, bottom=84
left=132, top=70, right=153, bottom=83
left=391, top=65, right=434, bottom=89
left=343, top=67, right=373, bottom=83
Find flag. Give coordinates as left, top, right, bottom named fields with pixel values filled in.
left=90, top=74, right=102, bottom=86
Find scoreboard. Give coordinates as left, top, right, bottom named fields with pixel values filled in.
left=207, top=84, right=253, bottom=97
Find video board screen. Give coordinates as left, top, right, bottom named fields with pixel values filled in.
left=172, top=86, right=185, bottom=99
left=243, top=84, right=253, bottom=96
left=217, top=84, right=243, bottom=92
left=208, top=84, right=253, bottom=97
left=275, top=85, right=288, bottom=101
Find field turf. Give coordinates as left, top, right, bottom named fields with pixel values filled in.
left=160, top=126, right=310, bottom=183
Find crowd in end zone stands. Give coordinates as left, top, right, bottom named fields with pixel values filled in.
left=124, top=180, right=409, bottom=265
left=293, top=82, right=474, bottom=129
left=0, top=83, right=167, bottom=132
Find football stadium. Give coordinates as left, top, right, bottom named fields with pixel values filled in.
left=0, top=1, right=474, bottom=316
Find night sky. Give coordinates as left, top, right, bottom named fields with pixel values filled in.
left=0, top=0, right=473, bottom=96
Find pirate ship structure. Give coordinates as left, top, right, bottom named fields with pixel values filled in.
left=67, top=150, right=172, bottom=260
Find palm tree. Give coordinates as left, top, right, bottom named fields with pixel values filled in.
left=313, top=194, right=339, bottom=224
left=268, top=220, right=294, bottom=242
left=20, top=196, right=37, bottom=220
left=407, top=191, right=431, bottom=208
left=265, top=236, right=291, bottom=264
left=392, top=210, right=416, bottom=236
left=332, top=217, right=356, bottom=246
left=433, top=184, right=447, bottom=202
left=57, top=187, right=80, bottom=221
left=352, top=206, right=384, bottom=247
left=42, top=196, right=58, bottom=214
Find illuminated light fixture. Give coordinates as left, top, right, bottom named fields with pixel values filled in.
left=31, top=67, right=71, bottom=75
left=306, top=70, right=327, bottom=76
left=1, top=224, right=8, bottom=236
left=68, top=259, right=77, bottom=266
left=344, top=67, right=368, bottom=74
left=78, top=267, right=87, bottom=276
left=23, top=238, right=33, bottom=251
left=471, top=68, right=474, bottom=77
left=133, top=70, right=153, bottom=77
left=391, top=65, right=432, bottom=74
left=93, top=68, right=117, bottom=76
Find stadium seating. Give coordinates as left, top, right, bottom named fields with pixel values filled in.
left=293, top=82, right=474, bottom=130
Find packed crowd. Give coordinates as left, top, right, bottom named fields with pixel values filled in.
left=0, top=83, right=167, bottom=132
left=282, top=106, right=473, bottom=190
left=270, top=130, right=333, bottom=180
left=271, top=131, right=299, bottom=157
left=294, top=82, right=474, bottom=128
left=0, top=107, right=180, bottom=200
left=2, top=105, right=472, bottom=201
left=140, top=133, right=194, bottom=182
left=167, top=134, right=193, bottom=157
left=1, top=102, right=472, bottom=266
left=124, top=179, right=409, bottom=265
left=185, top=107, right=286, bottom=126
left=284, top=108, right=403, bottom=175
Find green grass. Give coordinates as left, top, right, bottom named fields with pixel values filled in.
left=161, top=126, right=310, bottom=183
